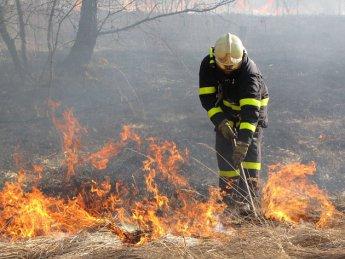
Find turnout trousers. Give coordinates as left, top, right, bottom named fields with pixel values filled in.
left=216, top=127, right=262, bottom=204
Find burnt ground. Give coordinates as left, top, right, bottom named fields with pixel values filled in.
left=1, top=15, right=345, bottom=192
left=0, top=14, right=344, bottom=258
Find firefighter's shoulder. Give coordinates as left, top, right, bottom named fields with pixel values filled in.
left=241, top=56, right=261, bottom=76
left=200, top=55, right=214, bottom=71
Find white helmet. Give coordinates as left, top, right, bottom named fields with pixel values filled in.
left=214, top=33, right=244, bottom=73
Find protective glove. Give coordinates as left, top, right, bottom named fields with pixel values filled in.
left=232, top=141, right=250, bottom=169
left=218, top=119, right=236, bottom=141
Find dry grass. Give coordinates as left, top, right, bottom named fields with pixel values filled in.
left=0, top=210, right=344, bottom=259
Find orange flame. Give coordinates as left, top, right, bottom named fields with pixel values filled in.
left=88, top=141, right=122, bottom=170
left=0, top=171, right=98, bottom=240
left=262, top=163, right=337, bottom=227
left=32, top=164, right=44, bottom=185
left=1, top=102, right=339, bottom=244
left=258, top=0, right=275, bottom=13
left=233, top=0, right=297, bottom=16
left=0, top=103, right=225, bottom=244
left=126, top=137, right=225, bottom=244
left=49, top=101, right=86, bottom=179
left=88, top=125, right=141, bottom=170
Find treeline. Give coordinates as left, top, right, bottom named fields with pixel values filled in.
left=0, top=0, right=235, bottom=82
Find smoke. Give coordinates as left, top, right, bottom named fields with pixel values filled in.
left=231, top=0, right=345, bottom=15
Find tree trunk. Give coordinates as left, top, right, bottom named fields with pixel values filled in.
left=62, top=0, right=98, bottom=72
left=0, top=4, right=23, bottom=78
left=15, top=0, right=28, bottom=70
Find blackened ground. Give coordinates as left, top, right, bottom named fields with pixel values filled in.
left=0, top=14, right=344, bottom=195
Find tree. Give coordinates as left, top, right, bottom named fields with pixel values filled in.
left=0, top=2, right=24, bottom=78
left=0, top=0, right=236, bottom=77
left=15, top=0, right=28, bottom=69
left=61, top=0, right=97, bottom=71
left=62, top=0, right=236, bottom=72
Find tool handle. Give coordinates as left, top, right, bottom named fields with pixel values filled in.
left=231, top=138, right=258, bottom=218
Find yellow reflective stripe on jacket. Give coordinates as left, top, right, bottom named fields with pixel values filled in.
left=219, top=170, right=240, bottom=178
left=199, top=86, right=216, bottom=95
left=209, top=47, right=215, bottom=64
left=209, top=47, right=214, bottom=58
left=242, top=162, right=261, bottom=170
left=261, top=98, right=269, bottom=107
left=207, top=107, right=223, bottom=118
left=239, top=98, right=261, bottom=108
left=240, top=122, right=256, bottom=132
left=223, top=100, right=241, bottom=111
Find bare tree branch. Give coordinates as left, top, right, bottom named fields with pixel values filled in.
left=99, top=0, right=235, bottom=36
left=97, top=0, right=136, bottom=33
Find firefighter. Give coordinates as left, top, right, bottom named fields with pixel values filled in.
left=198, top=33, right=269, bottom=211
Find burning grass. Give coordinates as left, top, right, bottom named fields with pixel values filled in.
left=262, top=163, right=339, bottom=227
left=0, top=217, right=344, bottom=258
left=0, top=101, right=343, bottom=257
left=0, top=101, right=226, bottom=244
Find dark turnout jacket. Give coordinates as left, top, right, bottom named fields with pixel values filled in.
left=199, top=50, right=269, bottom=144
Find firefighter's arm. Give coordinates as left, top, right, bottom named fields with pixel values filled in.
left=198, top=59, right=226, bottom=127
left=260, top=78, right=270, bottom=127
left=238, top=74, right=261, bottom=144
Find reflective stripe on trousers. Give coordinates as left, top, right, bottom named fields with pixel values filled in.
left=216, top=128, right=262, bottom=200
left=216, top=128, right=262, bottom=176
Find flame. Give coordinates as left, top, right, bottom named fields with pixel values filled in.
left=145, top=138, right=189, bottom=188
left=49, top=101, right=86, bottom=179
left=88, top=141, right=121, bottom=170
left=2, top=102, right=338, bottom=244
left=32, top=164, right=44, bottom=185
left=255, top=0, right=276, bottom=15
left=262, top=163, right=337, bottom=227
left=232, top=0, right=299, bottom=16
left=125, top=138, right=224, bottom=244
left=0, top=103, right=225, bottom=244
left=90, top=179, right=111, bottom=197
left=0, top=171, right=99, bottom=240
left=121, top=0, right=201, bottom=12
left=88, top=125, right=141, bottom=170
